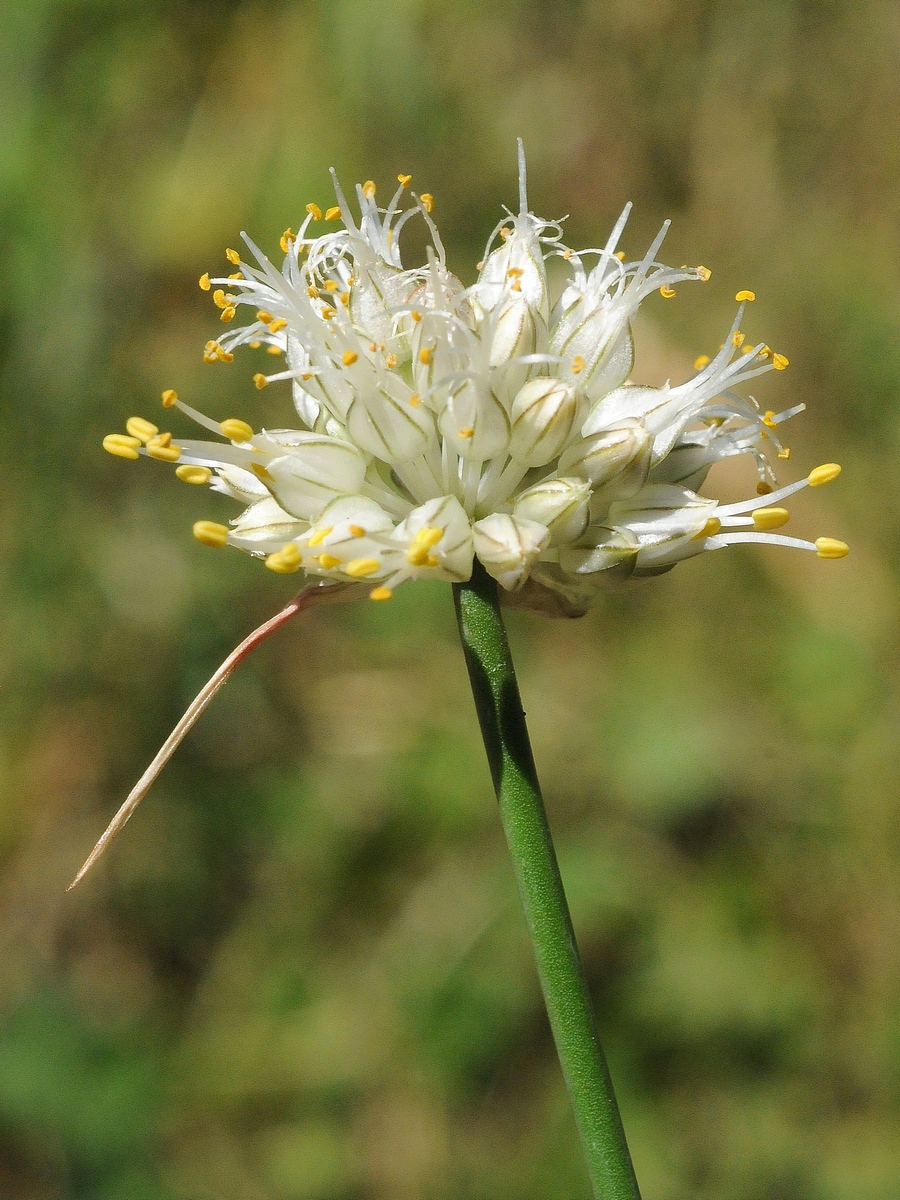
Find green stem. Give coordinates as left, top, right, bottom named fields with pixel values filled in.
left=453, top=563, right=641, bottom=1200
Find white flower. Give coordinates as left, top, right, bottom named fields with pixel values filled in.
left=103, top=143, right=847, bottom=616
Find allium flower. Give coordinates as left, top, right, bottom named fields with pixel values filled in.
left=103, top=144, right=847, bottom=617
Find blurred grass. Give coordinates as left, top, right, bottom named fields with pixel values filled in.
left=1, top=1, right=899, bottom=1197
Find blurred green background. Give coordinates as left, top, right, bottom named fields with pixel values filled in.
left=1, top=1, right=898, bottom=1197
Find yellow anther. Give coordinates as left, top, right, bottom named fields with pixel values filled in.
left=732, top=330, right=745, bottom=348
left=146, top=438, right=181, bottom=462
left=562, top=248, right=574, bottom=260
left=225, top=247, right=241, bottom=265
left=342, top=349, right=359, bottom=366
left=409, top=393, right=422, bottom=407
left=199, top=272, right=211, bottom=291
left=212, top=289, right=230, bottom=309
left=266, top=345, right=282, bottom=356
left=269, top=318, right=287, bottom=333
left=772, top=353, right=789, bottom=370
left=756, top=481, right=773, bottom=496
left=306, top=202, right=322, bottom=220
left=778, top=447, right=791, bottom=460
left=257, top=309, right=275, bottom=322
left=369, top=586, right=393, bottom=601
left=406, top=525, right=443, bottom=566
left=307, top=526, right=333, bottom=547
left=752, top=506, right=790, bottom=531
left=161, top=388, right=178, bottom=407
left=696, top=265, right=712, bottom=281
left=345, top=557, right=381, bottom=578
left=742, top=345, right=755, bottom=355
left=280, top=228, right=295, bottom=253
left=385, top=353, right=398, bottom=368
left=757, top=344, right=773, bottom=360
left=815, top=537, right=849, bottom=559
left=499, top=227, right=512, bottom=241
left=476, top=260, right=485, bottom=270
left=265, top=551, right=301, bottom=574
left=693, top=517, right=722, bottom=539
left=228, top=272, right=244, bottom=280
left=735, top=289, right=756, bottom=302
left=253, top=373, right=268, bottom=389
left=419, top=193, right=434, bottom=212
left=193, top=521, right=229, bottom=548
left=348, top=525, right=366, bottom=537
left=220, top=306, right=236, bottom=322
left=318, top=553, right=341, bottom=570
left=220, top=418, right=254, bottom=442
left=458, top=426, right=474, bottom=439
left=250, top=462, right=273, bottom=481
left=362, top=180, right=376, bottom=199
left=176, top=465, right=212, bottom=485
left=325, top=206, right=341, bottom=221
left=419, top=347, right=433, bottom=365
left=340, top=292, right=350, bottom=306
left=762, top=411, right=778, bottom=428
left=321, top=307, right=334, bottom=320
left=278, top=543, right=301, bottom=565
left=807, top=463, right=842, bottom=488
left=506, top=267, right=524, bottom=278
left=126, top=416, right=159, bottom=443
left=694, top=355, right=711, bottom=370
left=613, top=250, right=626, bottom=261
left=572, top=355, right=585, bottom=375
left=397, top=174, right=412, bottom=187
left=659, top=285, right=676, bottom=298
left=301, top=373, right=313, bottom=381
left=410, top=311, right=422, bottom=323
left=102, top=433, right=141, bottom=460
left=323, top=280, right=338, bottom=293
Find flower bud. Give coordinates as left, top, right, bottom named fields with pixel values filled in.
left=438, top=381, right=510, bottom=460
left=513, top=477, right=591, bottom=546
left=472, top=513, right=549, bottom=591
left=557, top=419, right=649, bottom=487
left=260, top=434, right=367, bottom=520
left=558, top=526, right=638, bottom=586
left=509, top=377, right=577, bottom=466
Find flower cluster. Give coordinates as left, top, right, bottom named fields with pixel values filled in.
left=104, top=145, right=847, bottom=615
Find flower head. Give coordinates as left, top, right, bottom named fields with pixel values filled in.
left=104, top=142, right=847, bottom=616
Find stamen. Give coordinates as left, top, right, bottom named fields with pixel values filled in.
left=419, top=348, right=433, bottom=365
left=280, top=228, right=295, bottom=253
left=808, top=462, right=841, bottom=487
left=696, top=266, right=712, bottom=281
left=161, top=389, right=178, bottom=407
left=369, top=586, right=393, bottom=600
left=103, top=434, right=141, bottom=460
left=306, top=203, right=322, bottom=220
left=349, top=525, right=366, bottom=537
left=225, top=248, right=241, bottom=265
left=126, top=417, right=159, bottom=443
left=397, top=174, right=412, bottom=187
left=220, top=418, right=254, bottom=442
left=345, top=558, right=381, bottom=577
left=318, top=553, right=342, bottom=570
left=175, top=465, right=212, bottom=485
left=419, top=193, right=434, bottom=212
left=308, top=526, right=333, bottom=547
left=752, top=507, right=790, bottom=531
left=735, top=290, right=756, bottom=302
left=406, top=526, right=443, bottom=566
left=362, top=180, right=376, bottom=198
left=815, top=537, right=849, bottom=559
left=572, top=355, right=585, bottom=375
left=772, top=353, right=789, bottom=370
left=694, top=355, right=711, bottom=370
left=193, top=520, right=229, bottom=547
left=325, top=206, right=341, bottom=220
left=659, top=286, right=676, bottom=298
left=146, top=437, right=181, bottom=462
left=342, top=350, right=358, bottom=366
left=253, top=373, right=268, bottom=389
left=198, top=273, right=211, bottom=291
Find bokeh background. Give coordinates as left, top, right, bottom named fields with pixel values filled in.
left=1, top=1, right=898, bottom=1197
